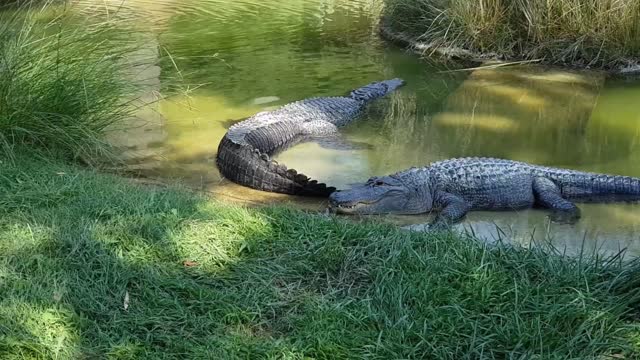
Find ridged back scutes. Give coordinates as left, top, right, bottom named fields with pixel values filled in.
left=420, top=157, right=640, bottom=198
left=216, top=135, right=335, bottom=197
left=243, top=119, right=302, bottom=155
left=225, top=78, right=404, bottom=147
left=226, top=96, right=363, bottom=146
left=227, top=110, right=281, bottom=145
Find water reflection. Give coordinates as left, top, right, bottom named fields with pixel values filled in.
left=429, top=66, right=607, bottom=165
left=105, top=30, right=168, bottom=172
left=400, top=203, right=640, bottom=258
left=78, top=0, right=640, bottom=256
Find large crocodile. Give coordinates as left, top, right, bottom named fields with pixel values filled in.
left=216, top=79, right=405, bottom=196
left=329, top=157, right=640, bottom=229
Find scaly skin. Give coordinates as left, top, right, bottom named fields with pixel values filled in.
left=329, top=157, right=640, bottom=228
left=216, top=78, right=405, bottom=196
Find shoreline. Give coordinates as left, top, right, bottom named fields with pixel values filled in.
left=378, top=20, right=640, bottom=75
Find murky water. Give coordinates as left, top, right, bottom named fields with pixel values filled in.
left=84, top=0, right=640, bottom=256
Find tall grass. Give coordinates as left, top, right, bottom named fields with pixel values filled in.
left=0, top=1, right=148, bottom=162
left=382, top=0, right=640, bottom=69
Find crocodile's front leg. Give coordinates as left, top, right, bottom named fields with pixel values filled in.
left=429, top=191, right=472, bottom=230
left=533, top=177, right=581, bottom=223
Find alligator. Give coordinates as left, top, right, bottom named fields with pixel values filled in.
left=329, top=157, right=640, bottom=229
left=216, top=78, right=405, bottom=196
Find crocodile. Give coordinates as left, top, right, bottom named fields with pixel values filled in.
left=216, top=78, right=405, bottom=196
left=329, top=157, right=640, bottom=229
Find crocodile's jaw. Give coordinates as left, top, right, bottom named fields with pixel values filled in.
left=332, top=200, right=381, bottom=214
left=329, top=181, right=422, bottom=215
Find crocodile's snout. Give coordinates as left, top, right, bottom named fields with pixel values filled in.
left=387, top=78, right=406, bottom=89
left=328, top=188, right=381, bottom=214
left=328, top=190, right=355, bottom=214
left=328, top=190, right=343, bottom=209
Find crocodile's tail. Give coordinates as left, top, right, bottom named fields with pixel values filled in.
left=349, top=78, right=405, bottom=103
left=548, top=169, right=640, bottom=202
left=216, top=135, right=336, bottom=197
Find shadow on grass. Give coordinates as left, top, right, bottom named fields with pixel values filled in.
left=1, top=155, right=640, bottom=359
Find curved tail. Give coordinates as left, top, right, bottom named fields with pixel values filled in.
left=216, top=135, right=336, bottom=197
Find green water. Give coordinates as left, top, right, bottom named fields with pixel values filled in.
left=90, top=0, right=640, bottom=256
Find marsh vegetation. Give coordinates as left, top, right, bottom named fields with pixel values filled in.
left=382, top=0, right=640, bottom=69
left=0, top=2, right=147, bottom=162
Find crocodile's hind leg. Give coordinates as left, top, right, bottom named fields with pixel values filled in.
left=302, top=120, right=372, bottom=151
left=312, top=136, right=373, bottom=151
left=533, top=177, right=581, bottom=224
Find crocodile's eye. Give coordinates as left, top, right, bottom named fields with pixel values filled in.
left=374, top=180, right=385, bottom=186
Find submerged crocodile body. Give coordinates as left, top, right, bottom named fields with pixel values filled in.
left=329, top=157, right=640, bottom=228
left=216, top=79, right=405, bottom=196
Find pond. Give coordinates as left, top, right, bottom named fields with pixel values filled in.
left=82, top=0, right=640, bottom=256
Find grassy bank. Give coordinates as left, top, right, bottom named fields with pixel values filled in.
left=0, top=2, right=145, bottom=162
left=1, top=153, right=640, bottom=358
left=382, top=0, right=640, bottom=70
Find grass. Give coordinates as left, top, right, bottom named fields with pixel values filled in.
left=0, top=1, right=149, bottom=162
left=1, top=1, right=640, bottom=358
left=1, top=152, right=640, bottom=358
left=381, top=0, right=640, bottom=70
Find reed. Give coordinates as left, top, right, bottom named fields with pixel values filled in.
left=383, top=0, right=640, bottom=69
left=0, top=1, right=148, bottom=162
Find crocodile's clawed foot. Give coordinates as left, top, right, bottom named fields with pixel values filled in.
left=425, top=220, right=452, bottom=233
left=548, top=209, right=581, bottom=225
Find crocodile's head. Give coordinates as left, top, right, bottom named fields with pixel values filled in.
left=329, top=174, right=431, bottom=215
left=349, top=78, right=405, bottom=102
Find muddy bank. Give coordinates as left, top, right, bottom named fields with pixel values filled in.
left=378, top=20, right=640, bottom=75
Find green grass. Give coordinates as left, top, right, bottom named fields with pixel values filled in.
left=1, top=153, right=640, bottom=359
left=382, top=0, right=640, bottom=69
left=0, top=1, right=148, bottom=162
left=1, top=1, right=639, bottom=358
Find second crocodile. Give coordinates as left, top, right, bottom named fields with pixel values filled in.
left=329, top=157, right=640, bottom=229
left=216, top=78, right=405, bottom=196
